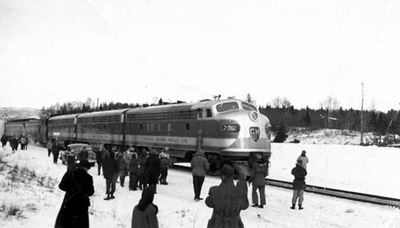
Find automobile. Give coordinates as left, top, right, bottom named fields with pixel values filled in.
left=59, top=143, right=97, bottom=166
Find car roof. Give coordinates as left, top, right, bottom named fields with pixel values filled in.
left=68, top=143, right=91, bottom=148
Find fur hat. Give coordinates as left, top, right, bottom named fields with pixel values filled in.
left=220, top=164, right=234, bottom=176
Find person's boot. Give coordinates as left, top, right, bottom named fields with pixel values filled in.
left=104, top=194, right=110, bottom=200
left=298, top=204, right=303, bottom=210
left=290, top=204, right=295, bottom=209
left=110, top=193, right=115, bottom=199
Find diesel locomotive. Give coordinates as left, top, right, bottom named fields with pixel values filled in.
left=4, top=99, right=272, bottom=173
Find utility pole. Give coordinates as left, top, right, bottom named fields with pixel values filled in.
left=361, top=82, right=364, bottom=145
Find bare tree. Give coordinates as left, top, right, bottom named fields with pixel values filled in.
left=271, top=97, right=291, bottom=108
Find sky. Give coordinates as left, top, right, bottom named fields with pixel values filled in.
left=1, top=0, right=400, bottom=111
left=1, top=132, right=400, bottom=228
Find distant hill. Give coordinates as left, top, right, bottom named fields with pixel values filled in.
left=0, top=107, right=41, bottom=120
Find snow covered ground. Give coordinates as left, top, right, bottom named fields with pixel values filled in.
left=1, top=141, right=399, bottom=228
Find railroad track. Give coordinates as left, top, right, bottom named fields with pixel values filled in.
left=171, top=164, right=400, bottom=208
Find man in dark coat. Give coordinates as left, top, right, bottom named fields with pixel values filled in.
left=291, top=159, right=307, bottom=210
left=144, top=150, right=161, bottom=193
left=55, top=160, right=95, bottom=228
left=249, top=157, right=269, bottom=208
left=102, top=151, right=119, bottom=200
left=191, top=150, right=209, bottom=201
left=1, top=134, right=7, bottom=148
left=128, top=152, right=140, bottom=191
left=10, top=136, right=19, bottom=151
left=137, top=151, right=148, bottom=190
left=77, top=146, right=89, bottom=164
left=52, top=140, right=61, bottom=164
left=96, top=147, right=106, bottom=176
left=205, top=164, right=249, bottom=228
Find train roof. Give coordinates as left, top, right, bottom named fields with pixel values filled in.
left=126, top=99, right=248, bottom=114
left=49, top=114, right=80, bottom=120
left=7, top=117, right=40, bottom=122
left=77, top=109, right=130, bottom=118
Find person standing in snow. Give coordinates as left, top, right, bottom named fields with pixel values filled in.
left=102, top=150, right=119, bottom=200
left=205, top=164, right=249, bottom=228
left=47, top=140, right=53, bottom=157
left=52, top=139, right=61, bottom=164
left=297, top=150, right=309, bottom=169
left=144, top=149, right=161, bottom=193
left=291, top=159, right=307, bottom=210
left=249, top=157, right=269, bottom=208
left=55, top=160, right=95, bottom=228
left=128, top=152, right=140, bottom=191
left=1, top=134, right=7, bottom=148
left=191, top=149, right=209, bottom=201
left=159, top=150, right=171, bottom=185
left=118, top=151, right=129, bottom=188
left=131, top=186, right=159, bottom=228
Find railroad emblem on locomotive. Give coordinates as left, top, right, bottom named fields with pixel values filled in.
left=249, top=127, right=260, bottom=142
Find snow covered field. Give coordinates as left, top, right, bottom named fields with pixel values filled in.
left=1, top=142, right=399, bottom=228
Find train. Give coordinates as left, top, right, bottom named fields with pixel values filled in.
left=4, top=99, right=272, bottom=174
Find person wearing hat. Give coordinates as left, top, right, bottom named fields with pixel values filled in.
left=205, top=164, right=249, bottom=228
left=103, top=150, right=119, bottom=200
left=291, top=159, right=307, bottom=210
left=190, top=149, right=209, bottom=201
left=55, top=160, right=95, bottom=228
left=297, top=150, right=309, bottom=169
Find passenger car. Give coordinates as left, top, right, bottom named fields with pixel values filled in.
left=59, top=143, right=97, bottom=166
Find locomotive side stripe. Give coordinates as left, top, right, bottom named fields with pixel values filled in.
left=125, top=134, right=197, bottom=146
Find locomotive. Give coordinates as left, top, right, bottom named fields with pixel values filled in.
left=4, top=99, right=272, bottom=174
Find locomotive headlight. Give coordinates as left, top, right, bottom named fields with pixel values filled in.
left=249, top=111, right=259, bottom=121
left=265, top=123, right=271, bottom=140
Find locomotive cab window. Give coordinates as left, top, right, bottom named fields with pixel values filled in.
left=216, top=102, right=239, bottom=113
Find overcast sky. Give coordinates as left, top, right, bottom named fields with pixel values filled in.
left=1, top=0, right=399, bottom=111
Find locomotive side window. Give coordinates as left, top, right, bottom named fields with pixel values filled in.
left=216, top=102, right=239, bottom=112
left=206, top=109, right=212, bottom=118
left=167, top=123, right=171, bottom=132
left=197, top=109, right=204, bottom=119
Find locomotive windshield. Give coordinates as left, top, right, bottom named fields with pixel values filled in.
left=242, top=102, right=257, bottom=111
left=216, top=102, right=239, bottom=112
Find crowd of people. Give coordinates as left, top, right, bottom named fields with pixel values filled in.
left=1, top=134, right=29, bottom=151
left=0, top=138, right=309, bottom=228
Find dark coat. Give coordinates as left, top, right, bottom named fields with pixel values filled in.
left=145, top=154, right=161, bottom=185
left=1, top=135, right=7, bottom=145
left=205, top=178, right=249, bottom=228
left=129, top=158, right=140, bottom=175
left=160, top=157, right=170, bottom=168
left=291, top=164, right=307, bottom=190
left=77, top=150, right=89, bottom=163
left=131, top=204, right=159, bottom=228
left=249, top=161, right=268, bottom=187
left=103, top=158, right=119, bottom=180
left=138, top=155, right=147, bottom=174
left=52, top=142, right=61, bottom=154
left=55, top=167, right=94, bottom=228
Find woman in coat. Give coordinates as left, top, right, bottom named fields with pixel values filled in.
left=55, top=161, right=95, bottom=228
left=131, top=186, right=159, bottom=228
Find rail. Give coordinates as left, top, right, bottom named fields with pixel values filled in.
left=171, top=164, right=400, bottom=208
